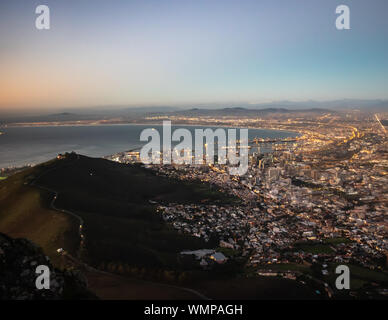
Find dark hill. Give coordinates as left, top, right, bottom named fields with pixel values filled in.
left=26, top=154, right=233, bottom=270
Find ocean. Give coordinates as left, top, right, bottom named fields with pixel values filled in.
left=0, top=124, right=299, bottom=168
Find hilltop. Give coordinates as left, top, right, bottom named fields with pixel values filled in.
left=1, top=154, right=231, bottom=269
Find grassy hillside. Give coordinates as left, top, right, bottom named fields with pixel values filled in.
left=11, top=154, right=233, bottom=271
left=0, top=162, right=79, bottom=267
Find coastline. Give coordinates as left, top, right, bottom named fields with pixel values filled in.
left=1, top=121, right=302, bottom=136
left=0, top=123, right=300, bottom=170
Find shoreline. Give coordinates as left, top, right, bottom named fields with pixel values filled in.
left=1, top=121, right=302, bottom=135
left=0, top=123, right=301, bottom=170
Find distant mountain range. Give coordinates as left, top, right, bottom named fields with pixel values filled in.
left=167, top=107, right=336, bottom=117
left=238, top=99, right=388, bottom=111
left=1, top=99, right=387, bottom=124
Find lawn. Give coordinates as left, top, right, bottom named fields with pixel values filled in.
left=324, top=237, right=352, bottom=245
left=296, top=243, right=334, bottom=255
left=257, top=263, right=313, bottom=274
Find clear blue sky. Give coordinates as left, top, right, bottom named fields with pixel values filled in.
left=0, top=0, right=387, bottom=110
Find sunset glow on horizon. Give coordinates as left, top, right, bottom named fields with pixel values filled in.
left=1, top=0, right=388, bottom=112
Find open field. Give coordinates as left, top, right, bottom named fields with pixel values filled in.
left=256, top=263, right=313, bottom=274
left=323, top=237, right=353, bottom=245
left=295, top=243, right=335, bottom=255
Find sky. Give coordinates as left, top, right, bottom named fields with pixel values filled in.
left=0, top=0, right=387, bottom=111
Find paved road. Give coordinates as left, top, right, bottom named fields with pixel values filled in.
left=375, top=114, right=387, bottom=134
left=30, top=155, right=86, bottom=256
